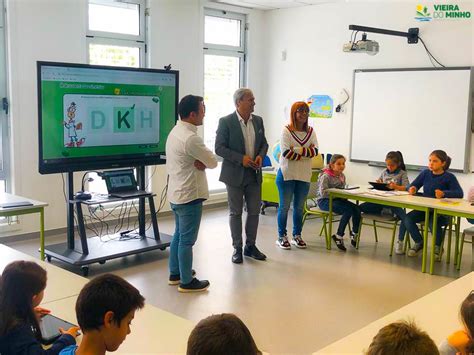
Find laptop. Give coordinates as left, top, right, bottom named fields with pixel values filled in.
left=369, top=181, right=392, bottom=191
left=103, top=169, right=151, bottom=199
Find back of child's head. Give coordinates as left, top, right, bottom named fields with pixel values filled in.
left=327, top=154, right=345, bottom=169
left=461, top=291, right=474, bottom=353
left=386, top=151, right=406, bottom=171
left=0, top=260, right=47, bottom=337
left=187, top=313, right=261, bottom=355
left=75, top=273, right=145, bottom=332
left=430, top=149, right=451, bottom=170
left=366, top=320, right=439, bottom=355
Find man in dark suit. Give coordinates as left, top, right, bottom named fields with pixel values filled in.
left=215, top=88, right=268, bottom=263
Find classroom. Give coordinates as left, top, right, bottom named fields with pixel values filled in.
left=0, top=0, right=473, bottom=354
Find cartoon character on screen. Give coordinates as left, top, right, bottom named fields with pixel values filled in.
left=64, top=102, right=85, bottom=147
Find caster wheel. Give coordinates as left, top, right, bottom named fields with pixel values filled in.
left=81, top=266, right=89, bottom=277
left=46, top=255, right=52, bottom=262
left=159, top=247, right=167, bottom=251
left=99, top=260, right=106, bottom=265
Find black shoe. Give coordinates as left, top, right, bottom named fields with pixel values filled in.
left=168, top=269, right=196, bottom=286
left=244, top=245, right=267, bottom=260
left=350, top=232, right=357, bottom=248
left=178, top=278, right=210, bottom=293
left=332, top=235, right=346, bottom=251
left=232, top=249, right=243, bottom=264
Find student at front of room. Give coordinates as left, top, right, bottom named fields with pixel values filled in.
left=0, top=261, right=80, bottom=355
left=316, top=154, right=361, bottom=251
left=359, top=151, right=410, bottom=254
left=405, top=150, right=463, bottom=258
left=439, top=291, right=474, bottom=355
left=367, top=320, right=440, bottom=355
left=59, top=274, right=145, bottom=355
left=275, top=101, right=318, bottom=250
left=187, top=313, right=262, bottom=355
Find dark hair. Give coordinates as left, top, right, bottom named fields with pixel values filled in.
left=461, top=291, right=474, bottom=353
left=328, top=154, right=346, bottom=169
left=76, top=274, right=145, bottom=332
left=187, top=313, right=261, bottom=355
left=430, top=150, right=452, bottom=171
left=178, top=95, right=203, bottom=119
left=0, top=261, right=47, bottom=339
left=366, top=320, right=439, bottom=355
left=386, top=151, right=406, bottom=171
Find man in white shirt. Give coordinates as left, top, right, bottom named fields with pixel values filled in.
left=166, top=95, right=217, bottom=292
left=215, top=88, right=269, bottom=264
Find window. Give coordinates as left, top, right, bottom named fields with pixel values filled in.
left=204, top=9, right=246, bottom=192
left=0, top=0, right=9, bottom=193
left=86, top=0, right=146, bottom=193
left=87, top=0, right=145, bottom=68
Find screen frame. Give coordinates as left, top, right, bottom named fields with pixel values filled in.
left=37, top=61, right=179, bottom=174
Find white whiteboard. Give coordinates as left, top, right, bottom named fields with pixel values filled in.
left=350, top=68, right=472, bottom=172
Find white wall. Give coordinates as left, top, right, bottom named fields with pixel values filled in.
left=259, top=0, right=474, bottom=192
left=3, top=0, right=265, bottom=236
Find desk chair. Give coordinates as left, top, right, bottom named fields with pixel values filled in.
left=260, top=155, right=279, bottom=215
left=302, top=182, right=347, bottom=250
left=356, top=213, right=399, bottom=255
left=456, top=225, right=473, bottom=271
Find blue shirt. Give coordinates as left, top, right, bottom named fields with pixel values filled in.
left=410, top=169, right=463, bottom=198
left=59, top=345, right=77, bottom=355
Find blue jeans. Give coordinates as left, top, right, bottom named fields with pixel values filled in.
left=169, top=201, right=203, bottom=285
left=404, top=210, right=449, bottom=246
left=359, top=203, right=407, bottom=241
left=318, top=198, right=361, bottom=237
left=276, top=169, right=310, bottom=238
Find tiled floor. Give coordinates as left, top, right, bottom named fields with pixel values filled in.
left=7, top=206, right=472, bottom=354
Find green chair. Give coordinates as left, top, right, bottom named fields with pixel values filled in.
left=356, top=212, right=399, bottom=254
left=456, top=225, right=474, bottom=271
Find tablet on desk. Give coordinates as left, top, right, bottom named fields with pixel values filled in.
left=0, top=201, right=34, bottom=208
left=369, top=182, right=392, bottom=191
left=39, top=314, right=77, bottom=345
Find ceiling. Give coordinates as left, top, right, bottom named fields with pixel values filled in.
left=208, top=0, right=344, bottom=10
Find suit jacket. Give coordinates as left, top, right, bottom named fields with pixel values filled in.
left=215, top=112, right=268, bottom=187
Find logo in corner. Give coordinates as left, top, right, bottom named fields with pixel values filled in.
left=415, top=4, right=432, bottom=21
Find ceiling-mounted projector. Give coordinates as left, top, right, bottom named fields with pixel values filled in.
left=343, top=33, right=379, bottom=55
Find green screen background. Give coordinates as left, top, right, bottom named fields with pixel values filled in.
left=41, top=81, right=176, bottom=160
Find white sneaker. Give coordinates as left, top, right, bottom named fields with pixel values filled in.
left=291, top=235, right=307, bottom=249
left=276, top=236, right=291, bottom=250
left=407, top=243, right=423, bottom=257
left=395, top=241, right=405, bottom=255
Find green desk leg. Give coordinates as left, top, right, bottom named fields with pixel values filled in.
left=40, top=208, right=45, bottom=261
left=430, top=209, right=438, bottom=275
left=422, top=208, right=430, bottom=273
left=454, top=216, right=460, bottom=264
left=328, top=194, right=333, bottom=250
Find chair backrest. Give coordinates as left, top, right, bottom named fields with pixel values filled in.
left=262, top=155, right=272, bottom=167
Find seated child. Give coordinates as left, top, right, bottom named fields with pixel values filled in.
left=60, top=273, right=145, bottom=355
left=439, top=291, right=474, bottom=355
left=187, top=313, right=261, bottom=355
left=316, top=154, right=361, bottom=251
left=0, top=260, right=79, bottom=355
left=367, top=320, right=439, bottom=355
left=360, top=151, right=409, bottom=254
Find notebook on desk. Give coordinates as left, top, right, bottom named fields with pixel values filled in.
left=0, top=201, right=34, bottom=208
left=103, top=169, right=151, bottom=199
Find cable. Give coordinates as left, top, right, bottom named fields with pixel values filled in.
left=418, top=36, right=445, bottom=68
left=351, top=31, right=359, bottom=49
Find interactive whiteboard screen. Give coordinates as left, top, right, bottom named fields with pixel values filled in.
left=350, top=68, right=472, bottom=172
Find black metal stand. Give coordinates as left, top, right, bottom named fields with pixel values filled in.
left=44, top=167, right=171, bottom=276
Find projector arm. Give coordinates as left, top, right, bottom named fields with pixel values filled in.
left=349, top=25, right=419, bottom=44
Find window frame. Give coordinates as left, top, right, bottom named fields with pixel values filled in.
left=86, top=37, right=146, bottom=68
left=203, top=8, right=247, bottom=194
left=86, top=0, right=146, bottom=42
